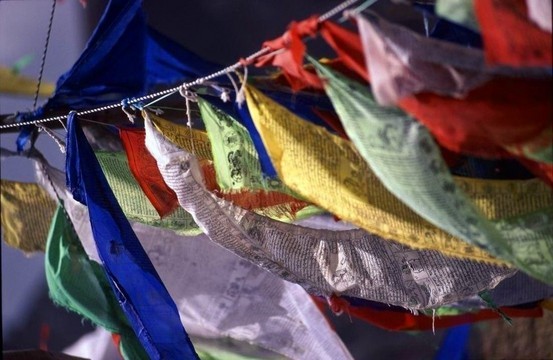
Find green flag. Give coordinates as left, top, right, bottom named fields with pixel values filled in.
left=45, top=204, right=149, bottom=359
left=313, top=59, right=553, bottom=284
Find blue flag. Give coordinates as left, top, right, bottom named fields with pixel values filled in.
left=66, top=112, right=198, bottom=359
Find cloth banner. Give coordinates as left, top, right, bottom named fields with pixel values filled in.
left=141, top=111, right=318, bottom=220
left=352, top=12, right=549, bottom=107
left=313, top=62, right=553, bottom=284
left=38, top=157, right=353, bottom=360
left=45, top=204, right=148, bottom=359
left=95, top=150, right=202, bottom=235
left=475, top=0, right=553, bottom=67
left=357, top=13, right=553, bottom=165
left=145, top=114, right=514, bottom=309
left=66, top=114, right=198, bottom=359
left=244, top=84, right=506, bottom=264
left=198, top=97, right=294, bottom=195
left=1, top=179, right=57, bottom=253
left=120, top=128, right=180, bottom=217
left=312, top=18, right=552, bottom=182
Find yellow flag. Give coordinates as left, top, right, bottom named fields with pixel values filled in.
left=245, top=85, right=520, bottom=265
left=144, top=111, right=213, bottom=161
left=0, top=67, right=55, bottom=97
left=1, top=180, right=57, bottom=252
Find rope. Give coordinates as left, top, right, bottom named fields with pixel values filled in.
left=0, top=0, right=360, bottom=131
left=32, top=0, right=57, bottom=111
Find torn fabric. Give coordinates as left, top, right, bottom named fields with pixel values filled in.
left=353, top=12, right=547, bottom=106
left=314, top=62, right=553, bottom=284
left=137, top=111, right=320, bottom=221
left=39, top=158, right=353, bottom=360
left=95, top=151, right=202, bottom=235
left=65, top=113, right=198, bottom=359
left=45, top=205, right=148, bottom=359
left=243, top=84, right=505, bottom=264
left=144, top=115, right=514, bottom=309
left=198, top=97, right=290, bottom=193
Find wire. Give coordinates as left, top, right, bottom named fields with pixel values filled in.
left=0, top=0, right=360, bottom=131
left=32, top=0, right=57, bottom=112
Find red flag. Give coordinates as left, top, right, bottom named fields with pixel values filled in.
left=313, top=296, right=543, bottom=331
left=120, top=128, right=180, bottom=218
left=120, top=128, right=311, bottom=217
left=256, top=16, right=323, bottom=91
left=475, top=0, right=553, bottom=67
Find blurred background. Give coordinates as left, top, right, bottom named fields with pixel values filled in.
left=1, top=1, right=551, bottom=359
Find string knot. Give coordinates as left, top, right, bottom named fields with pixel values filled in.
left=121, top=99, right=136, bottom=123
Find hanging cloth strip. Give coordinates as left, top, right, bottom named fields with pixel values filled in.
left=65, top=113, right=198, bottom=359
left=197, top=97, right=299, bottom=196
left=252, top=17, right=552, bottom=182
left=350, top=12, right=550, bottom=107
left=0, top=179, right=57, bottom=253
left=255, top=15, right=323, bottom=92
left=356, top=13, right=553, bottom=165
left=346, top=14, right=553, bottom=183
left=38, top=160, right=353, bottom=360
left=475, top=0, right=553, bottom=67
left=99, top=148, right=316, bottom=225
left=45, top=204, right=148, bottom=359
left=312, top=296, right=543, bottom=332
left=119, top=128, right=180, bottom=217
left=126, top=117, right=317, bottom=220
left=15, top=0, right=223, bottom=151
left=245, top=84, right=511, bottom=264
left=312, top=62, right=553, bottom=284
left=144, top=115, right=514, bottom=309
left=94, top=150, right=202, bottom=235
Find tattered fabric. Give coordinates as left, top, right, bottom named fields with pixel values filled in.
left=313, top=296, right=543, bottom=332
left=45, top=205, right=148, bottom=359
left=244, top=84, right=507, bottom=264
left=145, top=116, right=514, bottom=309
left=356, top=13, right=553, bottom=168
left=65, top=113, right=198, bottom=359
left=314, top=62, right=553, bottom=284
left=95, top=150, right=202, bottom=235
left=141, top=111, right=316, bottom=220
left=39, top=159, right=352, bottom=360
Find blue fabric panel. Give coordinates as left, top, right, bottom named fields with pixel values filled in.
left=434, top=324, right=470, bottom=360
left=450, top=157, right=535, bottom=179
left=144, top=27, right=222, bottom=89
left=203, top=87, right=337, bottom=178
left=264, top=89, right=335, bottom=129
left=48, top=0, right=145, bottom=110
left=236, top=103, right=278, bottom=177
left=65, top=113, right=198, bottom=360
